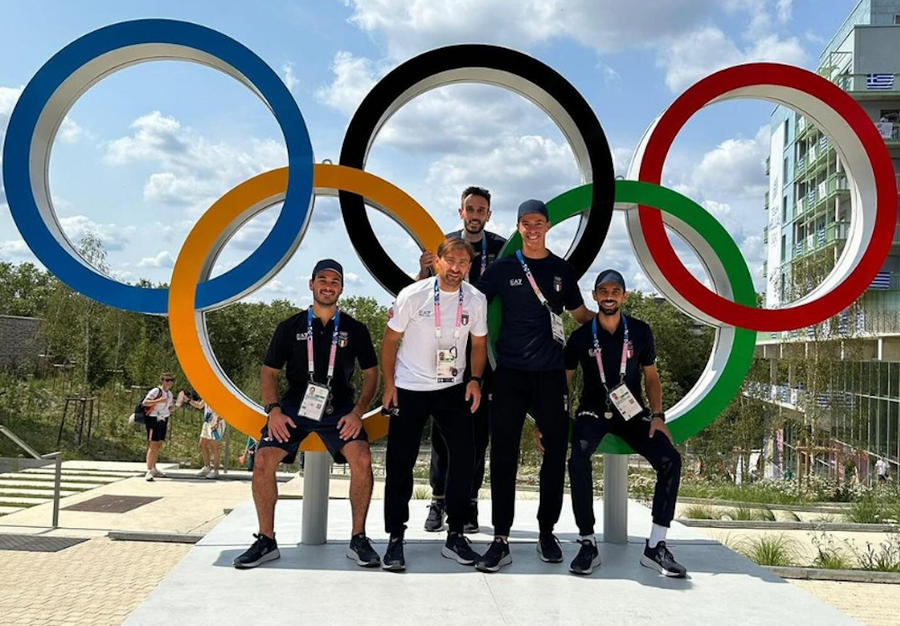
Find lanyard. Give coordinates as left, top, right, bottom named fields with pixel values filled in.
left=516, top=250, right=549, bottom=307
left=592, top=314, right=629, bottom=394
left=458, top=230, right=489, bottom=278
left=433, top=278, right=464, bottom=340
left=306, top=307, right=341, bottom=388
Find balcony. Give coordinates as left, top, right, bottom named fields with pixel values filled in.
left=833, top=73, right=900, bottom=96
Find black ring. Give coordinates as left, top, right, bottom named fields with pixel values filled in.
left=339, top=44, right=614, bottom=295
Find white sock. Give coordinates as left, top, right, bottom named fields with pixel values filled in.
left=579, top=534, right=596, bottom=545
left=648, top=523, right=667, bottom=548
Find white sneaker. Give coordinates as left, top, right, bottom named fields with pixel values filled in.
left=151, top=468, right=167, bottom=478
left=197, top=466, right=212, bottom=477
left=145, top=470, right=154, bottom=482
left=206, top=469, right=219, bottom=480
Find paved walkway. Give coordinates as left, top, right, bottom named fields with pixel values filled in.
left=0, top=462, right=893, bottom=625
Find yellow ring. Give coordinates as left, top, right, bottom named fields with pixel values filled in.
left=169, top=164, right=445, bottom=450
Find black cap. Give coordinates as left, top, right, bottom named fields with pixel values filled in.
left=517, top=199, right=549, bottom=221
left=312, top=259, right=343, bottom=281
left=594, top=269, right=626, bottom=291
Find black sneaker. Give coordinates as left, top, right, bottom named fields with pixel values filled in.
left=640, top=540, right=687, bottom=577
left=382, top=535, right=406, bottom=572
left=537, top=532, right=563, bottom=563
left=442, top=532, right=481, bottom=565
left=233, top=533, right=280, bottom=569
left=424, top=499, right=446, bottom=532
left=463, top=500, right=479, bottom=534
left=475, top=538, right=512, bottom=573
left=346, top=533, right=381, bottom=568
left=569, top=539, right=601, bottom=575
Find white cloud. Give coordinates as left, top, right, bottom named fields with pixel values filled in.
left=657, top=26, right=807, bottom=92
left=691, top=125, right=769, bottom=199
left=282, top=62, right=299, bottom=93
left=343, top=0, right=715, bottom=60
left=103, top=111, right=287, bottom=215
left=314, top=51, right=378, bottom=117
left=0, top=238, right=36, bottom=260
left=138, top=251, right=175, bottom=268
left=57, top=215, right=136, bottom=252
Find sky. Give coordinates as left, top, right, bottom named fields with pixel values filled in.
left=0, top=0, right=857, bottom=311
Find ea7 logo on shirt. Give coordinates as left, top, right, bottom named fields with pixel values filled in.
left=509, top=278, right=523, bottom=287
left=418, top=309, right=433, bottom=317
left=296, top=332, right=308, bottom=341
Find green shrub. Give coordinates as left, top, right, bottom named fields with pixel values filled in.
left=682, top=504, right=720, bottom=520
left=738, top=534, right=800, bottom=567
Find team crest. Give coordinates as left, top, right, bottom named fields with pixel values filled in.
left=461, top=313, right=470, bottom=325
left=387, top=306, right=395, bottom=321
left=553, top=276, right=562, bottom=292
left=627, top=340, right=634, bottom=359
left=338, top=331, right=349, bottom=348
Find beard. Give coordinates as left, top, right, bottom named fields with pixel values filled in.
left=440, top=272, right=464, bottom=287
left=599, top=301, right=620, bottom=316
left=313, top=291, right=338, bottom=306
left=464, top=220, right=485, bottom=234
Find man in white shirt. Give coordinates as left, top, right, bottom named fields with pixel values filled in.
left=142, top=372, right=184, bottom=481
left=380, top=238, right=489, bottom=571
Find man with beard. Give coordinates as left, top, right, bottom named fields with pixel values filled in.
left=381, top=238, right=489, bottom=571
left=564, top=269, right=686, bottom=577
left=233, top=259, right=381, bottom=570
left=416, top=186, right=505, bottom=534
left=474, top=199, right=595, bottom=573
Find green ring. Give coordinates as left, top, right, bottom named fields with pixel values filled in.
left=488, top=180, right=756, bottom=453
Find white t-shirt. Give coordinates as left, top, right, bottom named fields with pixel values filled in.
left=388, top=277, right=488, bottom=391
left=144, top=387, right=174, bottom=420
left=876, top=458, right=888, bottom=476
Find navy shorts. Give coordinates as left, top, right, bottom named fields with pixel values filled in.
left=257, top=405, right=368, bottom=464
left=145, top=415, right=168, bottom=442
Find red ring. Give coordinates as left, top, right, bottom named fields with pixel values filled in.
left=637, top=63, right=897, bottom=331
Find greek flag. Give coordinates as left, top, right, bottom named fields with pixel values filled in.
left=867, top=73, right=895, bottom=90
left=870, top=271, right=892, bottom=290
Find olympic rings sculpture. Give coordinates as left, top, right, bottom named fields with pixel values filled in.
left=4, top=19, right=896, bottom=453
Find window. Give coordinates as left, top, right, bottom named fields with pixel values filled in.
left=784, top=118, right=790, bottom=146
left=783, top=156, right=789, bottom=181
left=781, top=234, right=787, bottom=262
left=894, top=14, right=900, bottom=25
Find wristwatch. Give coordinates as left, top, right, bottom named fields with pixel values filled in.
left=264, top=402, right=281, bottom=415
left=651, top=411, right=666, bottom=420
left=469, top=376, right=484, bottom=389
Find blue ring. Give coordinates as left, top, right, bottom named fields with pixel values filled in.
left=2, top=19, right=313, bottom=314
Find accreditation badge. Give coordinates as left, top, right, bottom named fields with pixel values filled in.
left=550, top=311, right=565, bottom=345
left=436, top=349, right=459, bottom=383
left=609, top=384, right=643, bottom=421
left=299, top=383, right=330, bottom=421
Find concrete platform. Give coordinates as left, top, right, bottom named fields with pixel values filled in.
left=124, top=498, right=859, bottom=625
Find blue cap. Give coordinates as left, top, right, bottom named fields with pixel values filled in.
left=594, top=269, right=626, bottom=291
left=312, top=259, right=343, bottom=281
left=517, top=199, right=549, bottom=221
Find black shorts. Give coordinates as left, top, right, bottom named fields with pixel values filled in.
left=145, top=415, right=168, bottom=442
left=257, top=405, right=368, bottom=464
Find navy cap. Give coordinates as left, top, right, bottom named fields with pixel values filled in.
left=517, top=199, right=549, bottom=221
left=312, top=259, right=343, bottom=281
left=594, top=269, right=626, bottom=291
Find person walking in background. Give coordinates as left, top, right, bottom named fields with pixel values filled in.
left=142, top=372, right=185, bottom=482
left=188, top=395, right=227, bottom=479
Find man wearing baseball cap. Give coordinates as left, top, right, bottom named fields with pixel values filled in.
left=474, top=199, right=596, bottom=572
left=234, top=259, right=382, bottom=570
left=563, top=269, right=686, bottom=577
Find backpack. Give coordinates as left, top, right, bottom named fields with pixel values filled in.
left=129, top=387, right=161, bottom=426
